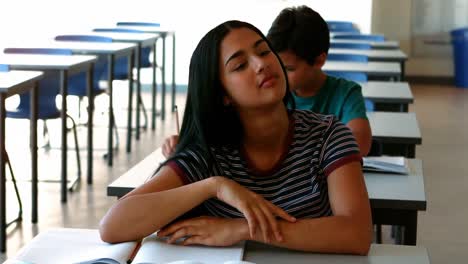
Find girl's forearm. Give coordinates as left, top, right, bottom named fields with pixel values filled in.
left=242, top=216, right=372, bottom=255
left=100, top=177, right=218, bottom=243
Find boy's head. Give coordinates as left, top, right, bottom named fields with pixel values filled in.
left=267, top=6, right=330, bottom=93
left=267, top=5, right=330, bottom=63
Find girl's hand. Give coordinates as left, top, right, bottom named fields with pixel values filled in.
left=157, top=216, right=247, bottom=246
left=213, top=177, right=296, bottom=243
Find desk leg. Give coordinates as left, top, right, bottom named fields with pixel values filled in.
left=161, top=34, right=167, bottom=121
left=31, top=82, right=38, bottom=222
left=126, top=52, right=135, bottom=153
left=60, top=70, right=68, bottom=203
left=407, top=145, right=416, bottom=158
left=400, top=104, right=409, bottom=112
left=171, top=33, right=176, bottom=112
left=403, top=211, right=418, bottom=245
left=135, top=45, right=142, bottom=140
left=87, top=64, right=95, bottom=179
left=401, top=61, right=405, bottom=81
left=107, top=55, right=114, bottom=167
left=0, top=94, right=6, bottom=252
left=151, top=41, right=157, bottom=130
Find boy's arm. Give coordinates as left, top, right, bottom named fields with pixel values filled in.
left=347, top=118, right=372, bottom=156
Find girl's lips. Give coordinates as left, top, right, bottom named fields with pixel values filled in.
left=259, top=75, right=277, bottom=88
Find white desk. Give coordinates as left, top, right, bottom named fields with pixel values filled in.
left=245, top=242, right=429, bottom=263
left=8, top=228, right=430, bottom=263
left=329, top=48, right=407, bottom=80
left=361, top=81, right=413, bottom=112
left=0, top=54, right=97, bottom=204
left=366, top=159, right=426, bottom=245
left=368, top=112, right=422, bottom=158
left=331, top=39, right=400, bottom=49
left=11, top=41, right=137, bottom=178
left=0, top=70, right=43, bottom=252
left=323, top=61, right=401, bottom=81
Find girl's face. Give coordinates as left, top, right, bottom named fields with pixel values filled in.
left=219, top=28, right=286, bottom=110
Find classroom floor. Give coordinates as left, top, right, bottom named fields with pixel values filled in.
left=0, top=81, right=467, bottom=263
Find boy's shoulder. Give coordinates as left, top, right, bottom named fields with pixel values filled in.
left=325, top=75, right=362, bottom=92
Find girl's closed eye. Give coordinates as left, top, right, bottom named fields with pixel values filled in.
left=259, top=50, right=271, bottom=56
left=232, top=62, right=247, bottom=71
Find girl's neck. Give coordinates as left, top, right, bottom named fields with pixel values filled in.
left=239, top=104, right=290, bottom=152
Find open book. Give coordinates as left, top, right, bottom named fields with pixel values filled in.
left=362, top=156, right=409, bottom=175
left=8, top=228, right=246, bottom=264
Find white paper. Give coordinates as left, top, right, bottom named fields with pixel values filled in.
left=363, top=156, right=409, bottom=175
left=132, top=234, right=245, bottom=264
left=12, top=228, right=138, bottom=264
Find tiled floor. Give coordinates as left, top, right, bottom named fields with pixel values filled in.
left=1, top=82, right=468, bottom=263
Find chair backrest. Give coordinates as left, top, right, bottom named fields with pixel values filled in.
left=330, top=42, right=371, bottom=50
left=4, top=48, right=72, bottom=55
left=0, top=64, right=9, bottom=72
left=55, top=35, right=113, bottom=43
left=325, top=71, right=368, bottom=82
left=327, top=53, right=368, bottom=63
left=327, top=21, right=355, bottom=29
left=93, top=28, right=145, bottom=34
left=330, top=27, right=360, bottom=34
left=116, top=22, right=160, bottom=27
left=333, top=34, right=385, bottom=42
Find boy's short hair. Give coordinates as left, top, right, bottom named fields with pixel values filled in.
left=267, top=5, right=330, bottom=65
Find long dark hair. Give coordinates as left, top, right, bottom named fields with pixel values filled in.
left=173, top=20, right=295, bottom=162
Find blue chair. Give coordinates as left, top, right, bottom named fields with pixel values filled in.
left=54, top=35, right=109, bottom=99
left=327, top=21, right=360, bottom=33
left=330, top=42, right=371, bottom=50
left=116, top=22, right=161, bottom=27
left=91, top=28, right=154, bottom=129
left=333, top=34, right=385, bottom=42
left=3, top=47, right=82, bottom=179
left=327, top=53, right=368, bottom=63
left=54, top=35, right=121, bottom=149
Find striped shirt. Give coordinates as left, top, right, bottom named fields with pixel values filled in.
left=168, top=110, right=361, bottom=219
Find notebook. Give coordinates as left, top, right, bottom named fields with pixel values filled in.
left=7, top=228, right=247, bottom=264
left=362, top=156, right=409, bottom=175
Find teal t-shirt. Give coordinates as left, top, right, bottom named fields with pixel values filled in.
left=292, top=75, right=367, bottom=124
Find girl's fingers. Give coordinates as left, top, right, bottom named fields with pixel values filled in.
left=259, top=203, right=282, bottom=242
left=251, top=206, right=270, bottom=243
left=166, top=226, right=197, bottom=244
left=182, top=235, right=207, bottom=246
left=242, top=208, right=257, bottom=239
left=269, top=203, right=296, bottom=223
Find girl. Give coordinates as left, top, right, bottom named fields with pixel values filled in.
left=99, top=20, right=372, bottom=255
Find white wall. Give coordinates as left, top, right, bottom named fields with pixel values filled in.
left=0, top=0, right=372, bottom=85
